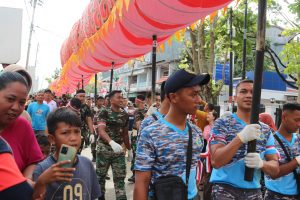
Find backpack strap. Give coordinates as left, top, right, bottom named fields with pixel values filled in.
left=186, top=123, right=193, bottom=198
left=152, top=113, right=158, bottom=121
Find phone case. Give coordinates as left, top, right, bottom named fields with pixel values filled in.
left=57, top=144, right=77, bottom=168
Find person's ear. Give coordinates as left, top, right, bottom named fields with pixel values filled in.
left=48, top=134, right=55, bottom=145
left=168, top=93, right=178, bottom=104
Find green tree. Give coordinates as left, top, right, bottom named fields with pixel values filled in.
left=280, top=27, right=300, bottom=102
left=179, top=0, right=292, bottom=103
left=45, top=67, right=60, bottom=86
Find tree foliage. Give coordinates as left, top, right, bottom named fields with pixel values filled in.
left=45, top=67, right=60, bottom=85
left=178, top=0, right=296, bottom=103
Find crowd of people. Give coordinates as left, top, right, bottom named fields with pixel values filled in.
left=1, top=66, right=300, bottom=200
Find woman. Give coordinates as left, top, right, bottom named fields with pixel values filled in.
left=0, top=71, right=43, bottom=180
left=203, top=110, right=218, bottom=142
left=3, top=64, right=33, bottom=123
left=201, top=110, right=218, bottom=200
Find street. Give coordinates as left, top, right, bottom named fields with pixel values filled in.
left=81, top=148, right=134, bottom=200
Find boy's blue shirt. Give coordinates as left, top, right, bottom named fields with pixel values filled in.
left=27, top=102, right=50, bottom=131
left=33, top=155, right=101, bottom=200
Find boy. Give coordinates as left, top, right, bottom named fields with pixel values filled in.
left=33, top=107, right=101, bottom=200
left=36, top=134, right=51, bottom=159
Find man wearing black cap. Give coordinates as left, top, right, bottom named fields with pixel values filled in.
left=134, top=69, right=210, bottom=200
left=75, top=89, right=94, bottom=153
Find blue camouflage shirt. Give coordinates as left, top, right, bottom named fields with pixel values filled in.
left=140, top=111, right=164, bottom=132
left=135, top=117, right=204, bottom=199
left=265, top=132, right=300, bottom=195
left=210, top=113, right=277, bottom=189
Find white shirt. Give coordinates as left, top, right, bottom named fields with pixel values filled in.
left=43, top=100, right=57, bottom=112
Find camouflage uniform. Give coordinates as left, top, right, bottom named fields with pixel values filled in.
left=78, top=103, right=93, bottom=154
left=91, top=106, right=104, bottom=161
left=96, top=107, right=129, bottom=200
left=131, top=108, right=147, bottom=171
left=212, top=184, right=263, bottom=200
left=264, top=189, right=300, bottom=200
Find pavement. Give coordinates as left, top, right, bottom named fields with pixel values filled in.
left=81, top=147, right=134, bottom=200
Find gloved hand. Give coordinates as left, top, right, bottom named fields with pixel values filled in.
left=295, top=156, right=300, bottom=165
left=237, top=124, right=262, bottom=143
left=109, top=140, right=123, bottom=153
left=244, top=153, right=264, bottom=169
left=127, top=150, right=133, bottom=162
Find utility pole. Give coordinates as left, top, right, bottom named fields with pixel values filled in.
left=109, top=62, right=114, bottom=93
left=94, top=73, right=97, bottom=102
left=151, top=35, right=157, bottom=103
left=25, top=0, right=38, bottom=70
left=34, top=43, right=39, bottom=69
left=229, top=8, right=234, bottom=112
left=242, top=0, right=248, bottom=79
left=81, top=75, right=84, bottom=89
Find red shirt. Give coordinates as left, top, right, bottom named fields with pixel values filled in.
left=1, top=117, right=43, bottom=172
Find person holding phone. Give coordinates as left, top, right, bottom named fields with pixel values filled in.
left=32, top=107, right=101, bottom=200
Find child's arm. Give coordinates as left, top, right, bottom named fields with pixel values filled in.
left=32, top=160, right=75, bottom=200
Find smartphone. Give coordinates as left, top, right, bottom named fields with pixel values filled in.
left=57, top=144, right=77, bottom=168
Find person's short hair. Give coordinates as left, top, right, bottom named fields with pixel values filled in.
left=36, top=134, right=50, bottom=146
left=104, top=95, right=109, bottom=99
left=70, top=98, right=82, bottom=110
left=160, top=81, right=166, bottom=102
left=76, top=89, right=86, bottom=94
left=0, top=71, right=29, bottom=91
left=108, top=90, right=122, bottom=98
left=47, top=107, right=82, bottom=135
left=211, top=110, right=219, bottom=120
left=283, top=103, right=300, bottom=112
left=44, top=89, right=52, bottom=94
left=136, top=94, right=145, bottom=101
left=207, top=103, right=215, bottom=111
left=146, top=92, right=152, bottom=99
left=97, top=96, right=104, bottom=100
left=236, top=79, right=254, bottom=93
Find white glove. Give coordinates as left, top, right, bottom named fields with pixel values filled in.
left=127, top=150, right=133, bottom=162
left=109, top=140, right=123, bottom=153
left=244, top=153, right=264, bottom=169
left=237, top=124, right=262, bottom=143
left=295, top=156, right=300, bottom=165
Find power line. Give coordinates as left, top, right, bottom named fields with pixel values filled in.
left=23, top=0, right=31, bottom=21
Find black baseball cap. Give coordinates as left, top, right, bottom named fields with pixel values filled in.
left=164, top=69, right=210, bottom=94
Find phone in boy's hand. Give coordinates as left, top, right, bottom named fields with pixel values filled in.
left=57, top=144, right=77, bottom=168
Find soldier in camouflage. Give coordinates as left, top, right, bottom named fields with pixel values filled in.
left=128, top=94, right=147, bottom=183
left=96, top=90, right=131, bottom=200
left=91, top=96, right=105, bottom=162
left=75, top=89, right=95, bottom=154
